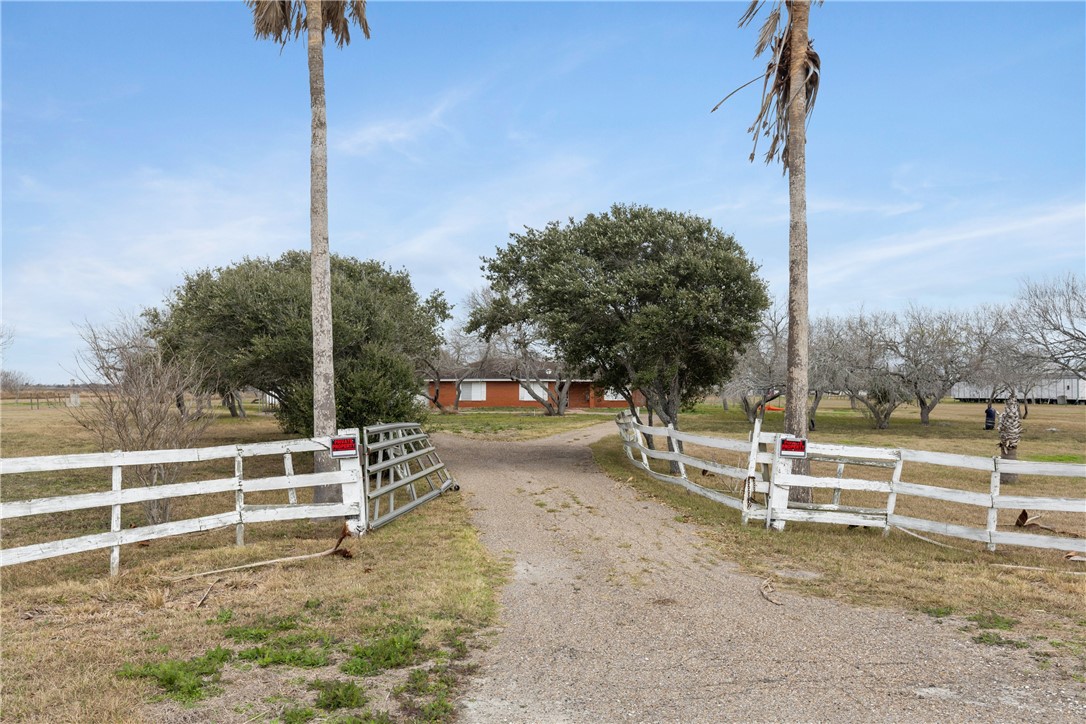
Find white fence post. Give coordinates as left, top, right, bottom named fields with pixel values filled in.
left=235, top=450, right=245, bottom=546
left=741, top=417, right=762, bottom=526
left=283, top=453, right=298, bottom=505
left=337, top=428, right=366, bottom=535
left=667, top=423, right=687, bottom=480
left=765, top=434, right=788, bottom=531
left=987, top=457, right=1001, bottom=552
left=883, top=451, right=903, bottom=537
left=110, top=451, right=122, bottom=576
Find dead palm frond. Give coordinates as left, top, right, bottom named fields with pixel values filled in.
left=246, top=0, right=370, bottom=47
left=714, top=0, right=822, bottom=173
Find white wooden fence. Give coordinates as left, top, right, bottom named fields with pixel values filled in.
left=615, top=412, right=1086, bottom=553
left=0, top=423, right=455, bottom=574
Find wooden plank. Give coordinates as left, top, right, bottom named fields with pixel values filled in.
left=993, top=495, right=1086, bottom=512
left=625, top=459, right=744, bottom=510
left=773, top=509, right=886, bottom=527
left=893, top=481, right=991, bottom=507
left=241, top=471, right=351, bottom=494
left=996, top=459, right=1086, bottom=478
left=0, top=512, right=240, bottom=567
left=667, top=428, right=751, bottom=454
left=898, top=449, right=994, bottom=471
left=888, top=514, right=990, bottom=543
left=806, top=441, right=899, bottom=463
left=775, top=473, right=891, bottom=493
left=990, top=530, right=1086, bottom=553
left=0, top=477, right=239, bottom=519
left=241, top=503, right=357, bottom=524
left=110, top=458, right=122, bottom=576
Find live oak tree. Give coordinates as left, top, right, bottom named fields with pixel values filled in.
left=246, top=0, right=370, bottom=502
left=474, top=204, right=768, bottom=442
left=149, top=252, right=448, bottom=438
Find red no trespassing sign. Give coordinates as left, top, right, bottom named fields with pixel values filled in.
left=330, top=435, right=359, bottom=459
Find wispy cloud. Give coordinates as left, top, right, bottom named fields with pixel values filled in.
left=334, top=87, right=474, bottom=158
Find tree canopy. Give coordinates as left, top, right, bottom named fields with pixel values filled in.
left=148, top=251, right=449, bottom=434
left=471, top=204, right=768, bottom=429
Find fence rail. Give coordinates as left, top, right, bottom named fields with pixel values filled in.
left=0, top=423, right=455, bottom=574
left=615, top=412, right=1085, bottom=553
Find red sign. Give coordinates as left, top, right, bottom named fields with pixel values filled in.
left=779, top=436, right=808, bottom=459
left=330, top=435, right=358, bottom=459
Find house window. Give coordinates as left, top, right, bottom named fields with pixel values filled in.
left=461, top=381, right=487, bottom=401
left=603, top=389, right=624, bottom=402
left=519, top=382, right=548, bottom=401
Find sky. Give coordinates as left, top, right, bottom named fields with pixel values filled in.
left=2, top=0, right=1084, bottom=383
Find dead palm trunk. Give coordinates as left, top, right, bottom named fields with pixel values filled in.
left=307, top=0, right=338, bottom=501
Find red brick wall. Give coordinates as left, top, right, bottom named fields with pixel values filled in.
left=428, top=381, right=642, bottom=410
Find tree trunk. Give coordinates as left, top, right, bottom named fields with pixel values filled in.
left=918, top=397, right=932, bottom=425
left=808, top=389, right=823, bottom=430
left=307, top=0, right=339, bottom=505
left=784, top=1, right=812, bottom=501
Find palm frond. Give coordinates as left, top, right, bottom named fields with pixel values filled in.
left=738, top=0, right=767, bottom=28
left=247, top=0, right=370, bottom=48
left=754, top=8, right=780, bottom=57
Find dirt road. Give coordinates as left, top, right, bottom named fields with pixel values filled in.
left=436, top=423, right=1084, bottom=722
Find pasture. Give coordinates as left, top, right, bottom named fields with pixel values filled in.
left=0, top=403, right=504, bottom=723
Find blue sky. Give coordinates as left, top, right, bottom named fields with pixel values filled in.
left=3, top=1, right=1084, bottom=383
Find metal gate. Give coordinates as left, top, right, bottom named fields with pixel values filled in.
left=363, top=422, right=458, bottom=530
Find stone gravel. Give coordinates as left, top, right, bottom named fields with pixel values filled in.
left=436, top=422, right=1085, bottom=723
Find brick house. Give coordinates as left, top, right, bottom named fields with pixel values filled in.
left=425, top=376, right=641, bottom=410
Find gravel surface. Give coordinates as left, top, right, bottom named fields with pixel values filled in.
left=437, top=422, right=1085, bottom=723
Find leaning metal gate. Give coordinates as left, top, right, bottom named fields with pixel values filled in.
left=362, top=422, right=459, bottom=530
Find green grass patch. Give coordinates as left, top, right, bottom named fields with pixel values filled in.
left=342, top=623, right=426, bottom=676
left=973, top=631, right=1029, bottom=648
left=1025, top=453, right=1086, bottom=463
left=117, top=646, right=233, bottom=703
left=308, top=679, right=368, bottom=710
left=223, top=614, right=300, bottom=642
left=968, top=613, right=1018, bottom=630
left=281, top=706, right=316, bottom=723
left=922, top=606, right=955, bottom=618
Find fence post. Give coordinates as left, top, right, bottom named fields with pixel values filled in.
left=741, top=417, right=762, bottom=526
left=987, top=457, right=1000, bottom=552
left=765, top=434, right=788, bottom=531
left=667, top=423, right=686, bottom=480
left=337, top=428, right=366, bottom=535
left=832, top=463, right=844, bottom=507
left=883, top=450, right=903, bottom=536
left=110, top=451, right=122, bottom=576
left=283, top=453, right=298, bottom=505
left=235, top=450, right=245, bottom=546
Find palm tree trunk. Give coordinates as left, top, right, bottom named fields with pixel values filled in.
left=307, top=0, right=339, bottom=502
left=784, top=0, right=812, bottom=502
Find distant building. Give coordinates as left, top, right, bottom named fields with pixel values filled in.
left=951, top=378, right=1084, bottom=404
left=425, top=375, right=643, bottom=410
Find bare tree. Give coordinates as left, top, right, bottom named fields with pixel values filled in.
left=722, top=301, right=787, bottom=423
left=0, top=369, right=32, bottom=404
left=0, top=323, right=13, bottom=355
left=70, top=317, right=211, bottom=524
left=890, top=306, right=998, bottom=424
left=821, top=311, right=910, bottom=429
left=1011, top=274, right=1086, bottom=380
left=972, top=307, right=1046, bottom=415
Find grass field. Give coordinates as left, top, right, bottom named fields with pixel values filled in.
left=592, top=396, right=1086, bottom=682
left=0, top=404, right=506, bottom=722
left=423, top=407, right=615, bottom=440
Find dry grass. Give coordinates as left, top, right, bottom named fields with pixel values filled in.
left=593, top=397, right=1086, bottom=680
left=423, top=408, right=614, bottom=440
left=1, top=403, right=505, bottom=722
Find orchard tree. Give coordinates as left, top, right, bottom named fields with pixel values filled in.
left=475, top=204, right=768, bottom=441
left=721, top=301, right=787, bottom=423
left=820, top=311, right=910, bottom=429
left=1012, top=274, right=1086, bottom=380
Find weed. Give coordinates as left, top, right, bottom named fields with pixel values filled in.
left=225, top=615, right=299, bottom=642
left=207, top=608, right=234, bottom=625
left=308, top=679, right=368, bottom=710
left=442, top=627, right=469, bottom=660
left=304, top=598, right=322, bottom=610
left=238, top=642, right=329, bottom=668
left=117, top=646, right=233, bottom=703
left=341, top=623, right=426, bottom=676
left=968, top=613, right=1018, bottom=631
left=921, top=606, right=954, bottom=618
left=281, top=705, right=316, bottom=723
left=973, top=631, right=1029, bottom=648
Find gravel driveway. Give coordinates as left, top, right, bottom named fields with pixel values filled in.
left=435, top=422, right=1085, bottom=723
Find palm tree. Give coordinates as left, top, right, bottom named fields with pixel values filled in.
left=717, top=1, right=820, bottom=501
left=247, top=1, right=370, bottom=502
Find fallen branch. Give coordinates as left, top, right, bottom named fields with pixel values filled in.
left=195, top=578, right=220, bottom=608
left=759, top=578, right=783, bottom=606
left=169, top=526, right=354, bottom=583
left=890, top=526, right=972, bottom=552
